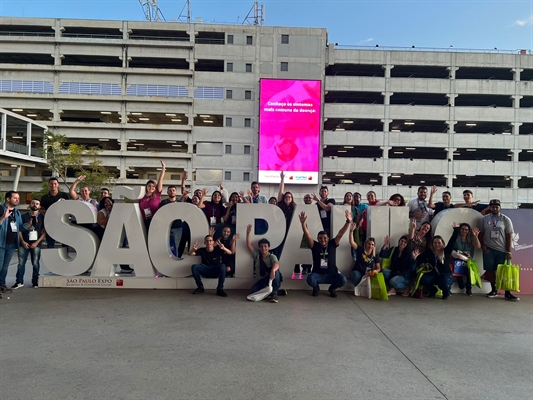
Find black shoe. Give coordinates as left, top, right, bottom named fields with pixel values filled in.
left=442, top=293, right=450, bottom=300
left=466, top=288, right=472, bottom=296
left=0, top=285, right=12, bottom=294
left=486, top=290, right=498, bottom=298
left=278, top=289, right=287, bottom=296
left=505, top=293, right=520, bottom=301
left=12, top=283, right=24, bottom=290
left=192, top=286, right=204, bottom=295
left=216, top=289, right=228, bottom=297
left=328, top=286, right=338, bottom=298
left=312, top=288, right=319, bottom=297
left=270, top=292, right=278, bottom=303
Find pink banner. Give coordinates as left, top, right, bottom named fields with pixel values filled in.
left=258, top=79, right=321, bottom=184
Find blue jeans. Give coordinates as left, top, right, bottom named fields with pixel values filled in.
left=251, top=270, right=281, bottom=293
left=307, top=272, right=347, bottom=290
left=191, top=263, right=226, bottom=290
left=420, top=272, right=453, bottom=297
left=16, top=245, right=41, bottom=286
left=383, top=269, right=411, bottom=291
left=0, top=243, right=17, bottom=287
left=350, top=270, right=363, bottom=287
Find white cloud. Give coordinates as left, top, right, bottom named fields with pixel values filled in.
left=357, top=37, right=374, bottom=45
left=515, top=14, right=533, bottom=27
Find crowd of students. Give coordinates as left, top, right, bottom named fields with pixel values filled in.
left=0, top=167, right=519, bottom=303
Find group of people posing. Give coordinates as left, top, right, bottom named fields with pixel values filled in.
left=0, top=167, right=519, bottom=303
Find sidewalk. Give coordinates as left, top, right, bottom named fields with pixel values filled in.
left=1, top=256, right=532, bottom=400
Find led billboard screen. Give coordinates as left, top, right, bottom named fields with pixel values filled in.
left=258, top=79, right=321, bottom=184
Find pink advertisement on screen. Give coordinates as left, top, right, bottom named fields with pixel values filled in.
left=258, top=79, right=321, bottom=184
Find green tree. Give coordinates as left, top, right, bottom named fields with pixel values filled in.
left=43, top=132, right=115, bottom=198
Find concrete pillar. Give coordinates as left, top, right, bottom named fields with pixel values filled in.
left=1, top=113, right=6, bottom=151
left=12, top=166, right=22, bottom=191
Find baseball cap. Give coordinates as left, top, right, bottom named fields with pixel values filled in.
left=489, top=199, right=501, bottom=206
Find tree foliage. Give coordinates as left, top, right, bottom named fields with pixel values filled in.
left=44, top=132, right=115, bottom=198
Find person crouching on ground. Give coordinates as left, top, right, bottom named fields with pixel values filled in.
left=188, top=235, right=232, bottom=297
left=246, top=224, right=281, bottom=303
left=299, top=209, right=352, bottom=297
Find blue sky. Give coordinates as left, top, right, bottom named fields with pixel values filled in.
left=1, top=0, right=532, bottom=51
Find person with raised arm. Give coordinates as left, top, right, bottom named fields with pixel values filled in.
left=348, top=224, right=381, bottom=287
left=188, top=235, right=232, bottom=297
left=139, top=160, right=165, bottom=230
left=69, top=175, right=98, bottom=209
left=299, top=209, right=352, bottom=297
left=414, top=222, right=460, bottom=300
left=245, top=181, right=268, bottom=204
left=428, top=185, right=455, bottom=217
left=379, top=235, right=418, bottom=296
left=312, top=185, right=336, bottom=237
left=246, top=224, right=281, bottom=303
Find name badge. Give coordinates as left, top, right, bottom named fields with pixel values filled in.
left=144, top=208, right=152, bottom=218
left=210, top=216, right=216, bottom=226
left=10, top=221, right=18, bottom=232
left=231, top=216, right=236, bottom=225
left=320, top=210, right=327, bottom=219
left=320, top=259, right=328, bottom=268
left=29, top=230, right=38, bottom=241
left=490, top=230, right=499, bottom=239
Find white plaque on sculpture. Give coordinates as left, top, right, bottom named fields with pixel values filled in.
left=41, top=200, right=99, bottom=276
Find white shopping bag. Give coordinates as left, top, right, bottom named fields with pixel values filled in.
left=354, top=275, right=371, bottom=298
left=247, top=279, right=273, bottom=302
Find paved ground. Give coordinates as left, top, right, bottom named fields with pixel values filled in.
left=1, top=258, right=532, bottom=400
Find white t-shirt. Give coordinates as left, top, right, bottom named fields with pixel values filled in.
left=407, top=198, right=433, bottom=229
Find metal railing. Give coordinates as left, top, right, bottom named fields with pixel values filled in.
left=334, top=45, right=531, bottom=55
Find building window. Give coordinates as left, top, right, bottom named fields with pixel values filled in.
left=227, top=35, right=234, bottom=44
left=245, top=63, right=252, bottom=73
left=225, top=145, right=232, bottom=154
left=281, top=62, right=289, bottom=72
left=227, top=62, right=233, bottom=72
left=243, top=172, right=250, bottom=181
left=245, top=90, right=252, bottom=100
left=225, top=117, right=232, bottom=127
left=281, top=34, right=289, bottom=44
left=244, top=145, right=251, bottom=155
left=225, top=171, right=232, bottom=180
left=246, top=36, right=253, bottom=45
left=244, top=118, right=251, bottom=127
left=226, top=89, right=232, bottom=99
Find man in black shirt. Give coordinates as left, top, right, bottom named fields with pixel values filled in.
left=313, top=186, right=336, bottom=237
left=40, top=177, right=69, bottom=248
left=299, top=209, right=352, bottom=297
left=188, top=235, right=232, bottom=297
left=428, top=186, right=455, bottom=217
left=14, top=199, right=47, bottom=289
